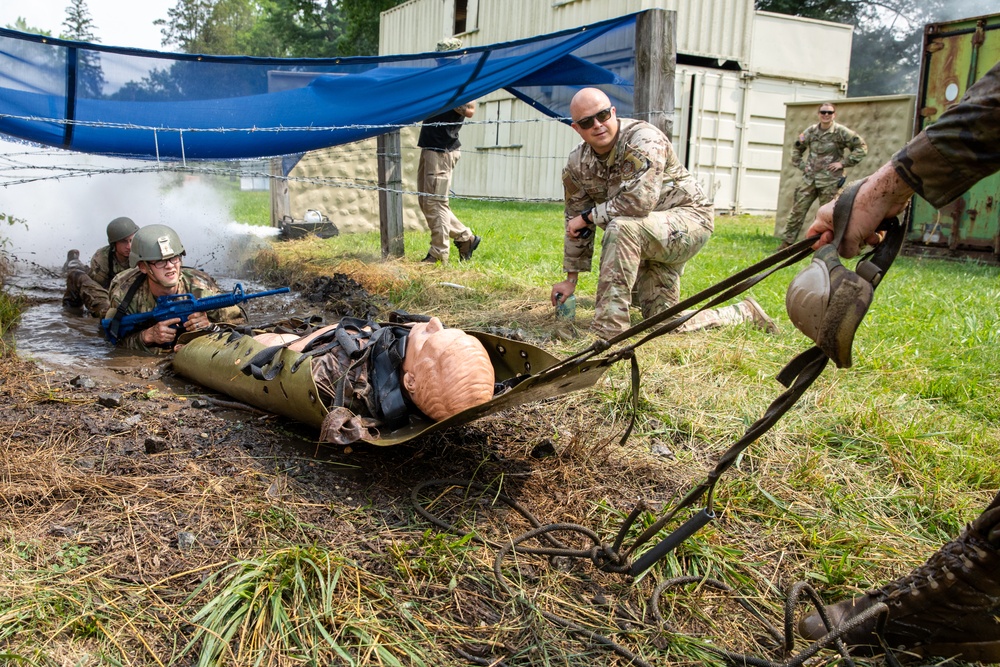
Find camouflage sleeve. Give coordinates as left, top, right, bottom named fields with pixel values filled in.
left=594, top=126, right=666, bottom=223
left=104, top=270, right=159, bottom=353
left=791, top=130, right=807, bottom=171
left=892, top=60, right=1000, bottom=208
left=88, top=248, right=109, bottom=286
left=841, top=127, right=868, bottom=167
left=561, top=164, right=595, bottom=274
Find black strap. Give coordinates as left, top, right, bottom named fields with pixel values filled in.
left=239, top=317, right=413, bottom=428
left=106, top=245, right=117, bottom=285
left=105, top=272, right=145, bottom=343
left=623, top=181, right=906, bottom=576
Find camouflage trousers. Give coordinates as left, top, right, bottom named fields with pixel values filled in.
left=592, top=209, right=713, bottom=339
left=64, top=268, right=110, bottom=318
left=417, top=148, right=474, bottom=260
left=675, top=300, right=766, bottom=333
left=784, top=180, right=841, bottom=244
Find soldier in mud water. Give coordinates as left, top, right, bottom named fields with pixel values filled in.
left=550, top=87, right=777, bottom=340
left=63, top=216, right=139, bottom=317
left=104, top=224, right=245, bottom=353
left=793, top=61, right=1000, bottom=662
left=780, top=103, right=867, bottom=249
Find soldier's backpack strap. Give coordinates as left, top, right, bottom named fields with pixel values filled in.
left=104, top=272, right=146, bottom=344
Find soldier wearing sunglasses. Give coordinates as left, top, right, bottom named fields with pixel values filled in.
left=551, top=87, right=777, bottom=339
left=780, top=103, right=867, bottom=249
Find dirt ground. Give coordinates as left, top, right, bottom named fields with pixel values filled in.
left=5, top=273, right=752, bottom=665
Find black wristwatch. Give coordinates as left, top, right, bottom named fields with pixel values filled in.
left=581, top=207, right=595, bottom=225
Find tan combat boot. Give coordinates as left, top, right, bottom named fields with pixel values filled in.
left=798, top=506, right=1000, bottom=662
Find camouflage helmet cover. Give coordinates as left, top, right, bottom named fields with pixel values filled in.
left=129, top=223, right=185, bottom=268
left=106, top=216, right=139, bottom=244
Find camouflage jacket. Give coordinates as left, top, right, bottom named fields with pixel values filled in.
left=561, top=118, right=713, bottom=273
left=88, top=245, right=130, bottom=289
left=893, top=60, right=1000, bottom=208
left=791, top=122, right=868, bottom=187
left=105, top=267, right=246, bottom=353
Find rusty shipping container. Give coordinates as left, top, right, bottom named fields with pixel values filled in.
left=905, top=12, right=1000, bottom=262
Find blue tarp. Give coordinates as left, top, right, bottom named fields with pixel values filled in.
left=0, top=14, right=636, bottom=161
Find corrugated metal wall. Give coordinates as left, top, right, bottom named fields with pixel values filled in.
left=774, top=96, right=915, bottom=240
left=905, top=12, right=1000, bottom=262
left=381, top=0, right=755, bottom=63
left=283, top=1, right=856, bottom=230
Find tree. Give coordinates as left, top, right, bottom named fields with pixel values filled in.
left=61, top=0, right=106, bottom=98
left=5, top=17, right=52, bottom=36
left=155, top=0, right=408, bottom=58
left=62, top=0, right=99, bottom=42
left=755, top=0, right=947, bottom=96
left=336, top=0, right=408, bottom=56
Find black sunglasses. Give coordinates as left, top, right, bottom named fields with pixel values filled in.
left=819, top=110, right=835, bottom=115
left=574, top=107, right=612, bottom=130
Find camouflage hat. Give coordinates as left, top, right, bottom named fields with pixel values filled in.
left=435, top=37, right=462, bottom=52
left=106, top=216, right=139, bottom=244
left=129, top=223, right=185, bottom=268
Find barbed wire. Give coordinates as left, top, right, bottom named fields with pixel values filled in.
left=0, top=111, right=574, bottom=134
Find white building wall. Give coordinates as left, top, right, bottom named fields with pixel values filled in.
left=382, top=0, right=755, bottom=63
left=370, top=1, right=854, bottom=214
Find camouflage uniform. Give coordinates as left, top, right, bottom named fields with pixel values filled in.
left=563, top=117, right=722, bottom=338
left=105, top=267, right=246, bottom=354
left=784, top=121, right=868, bottom=244
left=893, top=61, right=1000, bottom=207
left=63, top=244, right=130, bottom=317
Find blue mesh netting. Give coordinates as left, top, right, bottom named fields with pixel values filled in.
left=0, top=14, right=636, bottom=161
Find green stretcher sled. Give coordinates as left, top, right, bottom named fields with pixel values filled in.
left=173, top=327, right=613, bottom=447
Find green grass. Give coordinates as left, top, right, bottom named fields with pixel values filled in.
left=216, top=178, right=272, bottom=226
left=4, top=199, right=1000, bottom=666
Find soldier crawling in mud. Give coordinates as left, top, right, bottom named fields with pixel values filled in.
left=550, top=87, right=777, bottom=340
left=63, top=216, right=139, bottom=317
left=104, top=224, right=245, bottom=353
left=780, top=103, right=867, bottom=249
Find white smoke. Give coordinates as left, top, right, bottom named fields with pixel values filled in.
left=0, top=138, right=277, bottom=276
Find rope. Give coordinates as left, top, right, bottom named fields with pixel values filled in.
left=411, top=478, right=905, bottom=666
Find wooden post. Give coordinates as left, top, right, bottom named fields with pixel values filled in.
left=634, top=9, right=676, bottom=139
left=377, top=131, right=405, bottom=258
left=269, top=157, right=290, bottom=228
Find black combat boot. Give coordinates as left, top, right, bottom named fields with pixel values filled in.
left=798, top=506, right=1000, bottom=662
left=455, top=235, right=481, bottom=261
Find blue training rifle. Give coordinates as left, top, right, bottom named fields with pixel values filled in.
left=100, top=284, right=290, bottom=344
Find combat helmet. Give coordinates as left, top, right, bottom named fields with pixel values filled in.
left=106, top=216, right=139, bottom=245
left=129, top=224, right=185, bottom=268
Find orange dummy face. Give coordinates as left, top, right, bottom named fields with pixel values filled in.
left=402, top=317, right=495, bottom=420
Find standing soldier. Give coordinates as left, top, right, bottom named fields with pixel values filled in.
left=416, top=38, right=482, bottom=264
left=550, top=87, right=776, bottom=340
left=63, top=216, right=139, bottom=317
left=104, top=224, right=245, bottom=353
left=780, top=103, right=868, bottom=249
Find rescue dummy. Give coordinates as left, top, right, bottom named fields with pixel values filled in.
left=174, top=316, right=496, bottom=445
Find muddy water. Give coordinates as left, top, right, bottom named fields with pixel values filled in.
left=9, top=268, right=299, bottom=389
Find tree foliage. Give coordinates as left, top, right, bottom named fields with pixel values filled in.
left=755, top=0, right=951, bottom=96
left=156, top=0, right=407, bottom=57
left=61, top=0, right=106, bottom=97
left=61, top=0, right=99, bottom=42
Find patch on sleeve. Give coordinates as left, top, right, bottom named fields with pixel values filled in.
left=620, top=152, right=648, bottom=179
left=563, top=173, right=580, bottom=197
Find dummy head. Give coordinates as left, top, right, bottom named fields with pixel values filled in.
left=570, top=87, right=618, bottom=155
left=402, top=317, right=494, bottom=421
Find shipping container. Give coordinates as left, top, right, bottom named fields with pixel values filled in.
left=904, top=12, right=1000, bottom=262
